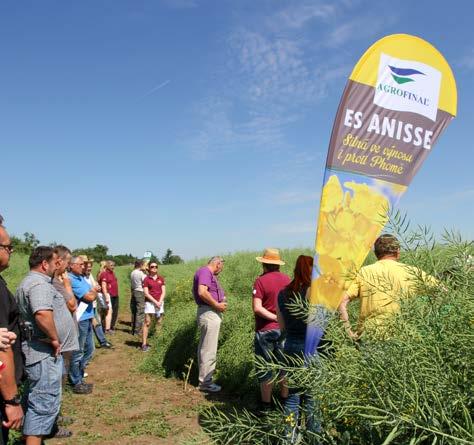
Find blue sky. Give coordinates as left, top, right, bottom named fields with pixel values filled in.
left=1, top=0, right=473, bottom=260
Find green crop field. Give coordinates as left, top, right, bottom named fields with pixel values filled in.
left=140, top=233, right=474, bottom=445
left=3, top=230, right=473, bottom=444
left=140, top=248, right=314, bottom=394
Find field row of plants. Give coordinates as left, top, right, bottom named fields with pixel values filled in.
left=140, top=248, right=313, bottom=396
left=4, top=227, right=473, bottom=444
left=141, top=228, right=473, bottom=444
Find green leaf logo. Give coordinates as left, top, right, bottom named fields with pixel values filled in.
left=388, top=65, right=425, bottom=84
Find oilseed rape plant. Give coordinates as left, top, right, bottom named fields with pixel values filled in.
left=198, top=225, right=473, bottom=445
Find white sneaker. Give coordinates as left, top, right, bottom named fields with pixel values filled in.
left=199, top=383, right=222, bottom=393
left=83, top=372, right=89, bottom=378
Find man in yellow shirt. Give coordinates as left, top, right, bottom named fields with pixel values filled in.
left=338, top=234, right=437, bottom=339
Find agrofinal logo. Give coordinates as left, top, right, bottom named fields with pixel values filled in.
left=388, top=65, right=425, bottom=85
left=374, top=53, right=441, bottom=121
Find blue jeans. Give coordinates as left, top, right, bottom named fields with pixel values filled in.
left=69, top=319, right=95, bottom=386
left=254, top=329, right=284, bottom=383
left=283, top=338, right=320, bottom=439
left=93, top=323, right=107, bottom=345
left=93, top=309, right=108, bottom=345
left=23, top=355, right=63, bottom=436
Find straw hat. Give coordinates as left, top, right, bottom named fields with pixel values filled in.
left=256, top=248, right=285, bottom=266
left=78, top=255, right=94, bottom=263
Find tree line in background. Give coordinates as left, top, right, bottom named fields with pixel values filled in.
left=11, top=232, right=183, bottom=266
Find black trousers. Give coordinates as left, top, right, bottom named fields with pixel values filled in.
left=110, top=296, right=119, bottom=330
left=0, top=403, right=9, bottom=445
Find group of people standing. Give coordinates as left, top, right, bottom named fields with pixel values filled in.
left=0, top=204, right=439, bottom=444
left=192, top=238, right=438, bottom=440
left=192, top=249, right=318, bottom=433
left=0, top=215, right=122, bottom=444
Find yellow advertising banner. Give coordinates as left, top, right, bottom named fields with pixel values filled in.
left=306, top=34, right=457, bottom=353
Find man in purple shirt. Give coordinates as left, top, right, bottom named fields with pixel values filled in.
left=193, top=256, right=227, bottom=392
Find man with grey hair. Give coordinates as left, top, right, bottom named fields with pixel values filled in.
left=68, top=256, right=99, bottom=394
left=192, top=256, right=227, bottom=392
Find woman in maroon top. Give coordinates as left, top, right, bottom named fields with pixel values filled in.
left=98, top=260, right=119, bottom=333
left=141, top=263, right=166, bottom=352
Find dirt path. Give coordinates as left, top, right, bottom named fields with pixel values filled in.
left=51, top=317, right=211, bottom=445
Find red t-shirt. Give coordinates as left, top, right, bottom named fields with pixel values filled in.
left=143, top=275, right=165, bottom=299
left=252, top=271, right=290, bottom=332
left=99, top=269, right=119, bottom=297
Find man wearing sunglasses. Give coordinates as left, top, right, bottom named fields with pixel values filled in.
left=0, top=216, right=24, bottom=445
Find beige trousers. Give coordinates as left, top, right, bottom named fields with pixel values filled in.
left=197, top=305, right=222, bottom=385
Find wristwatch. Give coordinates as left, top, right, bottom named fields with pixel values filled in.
left=4, top=395, right=21, bottom=406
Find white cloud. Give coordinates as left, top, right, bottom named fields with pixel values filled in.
left=267, top=2, right=336, bottom=30
left=326, top=15, right=389, bottom=48
left=458, top=50, right=474, bottom=70
left=141, top=80, right=170, bottom=98
left=185, top=98, right=235, bottom=160
left=229, top=29, right=347, bottom=106
left=184, top=1, right=376, bottom=160
left=184, top=97, right=295, bottom=159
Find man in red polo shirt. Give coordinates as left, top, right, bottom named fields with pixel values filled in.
left=141, top=263, right=166, bottom=352
left=253, top=248, right=290, bottom=410
left=98, top=261, right=119, bottom=334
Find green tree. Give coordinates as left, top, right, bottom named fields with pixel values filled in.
left=73, top=244, right=109, bottom=262
left=161, top=248, right=183, bottom=265
left=111, top=253, right=137, bottom=266
left=11, top=232, right=40, bottom=254
left=149, top=254, right=161, bottom=265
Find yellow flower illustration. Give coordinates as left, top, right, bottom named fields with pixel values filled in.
left=333, top=208, right=356, bottom=233
left=311, top=274, right=345, bottom=309
left=312, top=174, right=389, bottom=308
left=345, top=181, right=388, bottom=223
left=320, top=175, right=343, bottom=213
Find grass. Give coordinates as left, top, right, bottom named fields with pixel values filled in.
left=121, top=409, right=172, bottom=438
left=7, top=234, right=471, bottom=444
left=195, top=230, right=474, bottom=444
left=140, top=248, right=314, bottom=398
left=2, top=251, right=29, bottom=289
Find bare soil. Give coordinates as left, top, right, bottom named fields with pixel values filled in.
left=50, top=318, right=212, bottom=445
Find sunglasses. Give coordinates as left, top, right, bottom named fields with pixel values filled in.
left=0, top=244, right=14, bottom=254
left=149, top=265, right=158, bottom=269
